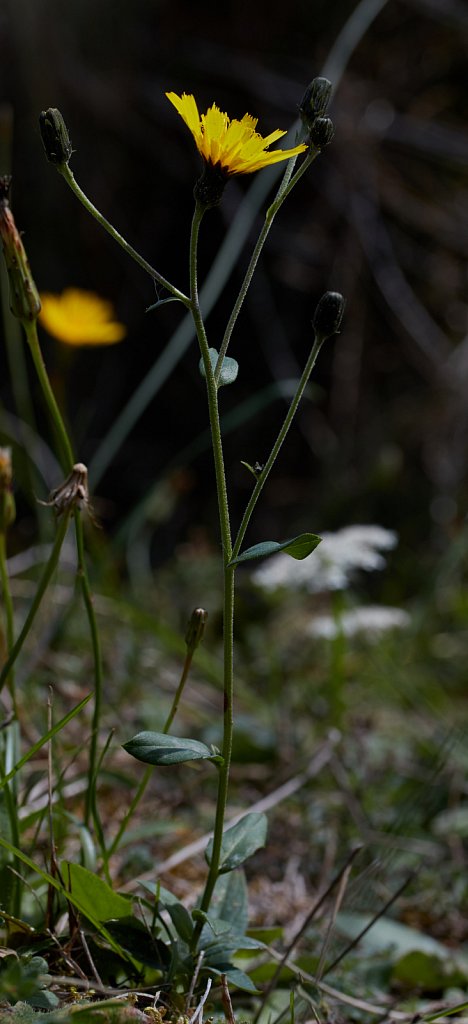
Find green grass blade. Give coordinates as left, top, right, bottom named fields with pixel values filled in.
left=0, top=693, right=92, bottom=788
left=0, top=835, right=136, bottom=965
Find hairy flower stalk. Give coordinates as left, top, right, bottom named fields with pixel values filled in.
left=39, top=108, right=190, bottom=305
left=187, top=201, right=235, bottom=931
left=232, top=293, right=345, bottom=564
left=0, top=186, right=103, bottom=832
left=0, top=447, right=16, bottom=704
left=166, top=91, right=340, bottom=937
left=165, top=92, right=343, bottom=935
left=107, top=608, right=209, bottom=865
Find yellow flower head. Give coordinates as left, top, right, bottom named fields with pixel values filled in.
left=39, top=288, right=127, bottom=347
left=166, top=92, right=307, bottom=176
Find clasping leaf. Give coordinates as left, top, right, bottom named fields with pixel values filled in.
left=199, top=348, right=239, bottom=387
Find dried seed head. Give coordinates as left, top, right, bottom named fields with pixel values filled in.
left=39, top=463, right=96, bottom=520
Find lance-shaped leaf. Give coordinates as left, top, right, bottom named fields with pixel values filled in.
left=199, top=348, right=239, bottom=387
left=228, top=532, right=321, bottom=567
left=167, top=902, right=194, bottom=943
left=62, top=862, right=131, bottom=922
left=205, top=812, right=268, bottom=873
left=123, top=731, right=217, bottom=766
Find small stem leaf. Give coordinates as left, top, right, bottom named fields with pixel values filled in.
left=240, top=460, right=260, bottom=480
left=199, top=348, right=239, bottom=387
left=123, top=731, right=215, bottom=766
left=228, top=532, right=321, bottom=567
left=205, top=812, right=268, bottom=873
left=146, top=296, right=184, bottom=312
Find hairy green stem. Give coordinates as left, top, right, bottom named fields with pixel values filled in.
left=189, top=203, right=235, bottom=931
left=214, top=149, right=318, bottom=386
left=23, top=319, right=104, bottom=833
left=0, top=533, right=16, bottom=713
left=0, top=531, right=21, bottom=916
left=0, top=514, right=71, bottom=693
left=23, top=321, right=74, bottom=473
left=1, top=762, right=21, bottom=917
left=59, top=165, right=190, bottom=306
left=232, top=331, right=327, bottom=561
left=74, top=513, right=104, bottom=829
left=163, top=649, right=195, bottom=735
left=108, top=645, right=196, bottom=860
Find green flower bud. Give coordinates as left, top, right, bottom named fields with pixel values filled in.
left=39, top=108, right=73, bottom=166
left=310, top=116, right=335, bottom=150
left=299, top=77, right=332, bottom=129
left=312, top=292, right=345, bottom=339
left=0, top=177, right=41, bottom=323
left=185, top=608, right=208, bottom=653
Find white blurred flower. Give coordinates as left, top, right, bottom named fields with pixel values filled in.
left=252, top=525, right=398, bottom=593
left=307, top=605, right=411, bottom=640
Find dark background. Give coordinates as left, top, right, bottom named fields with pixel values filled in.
left=1, top=0, right=467, bottom=586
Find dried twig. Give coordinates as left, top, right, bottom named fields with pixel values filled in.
left=185, top=950, right=204, bottom=1014
left=190, top=977, right=212, bottom=1024
left=221, top=974, right=236, bottom=1024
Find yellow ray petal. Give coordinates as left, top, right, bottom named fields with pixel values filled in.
left=167, top=91, right=307, bottom=176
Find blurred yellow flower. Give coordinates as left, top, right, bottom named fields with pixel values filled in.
left=166, top=92, right=307, bottom=175
left=39, top=288, right=127, bottom=346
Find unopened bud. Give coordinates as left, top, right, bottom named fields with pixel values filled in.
left=310, top=116, right=335, bottom=150
left=312, top=291, right=345, bottom=339
left=185, top=608, right=208, bottom=652
left=39, top=108, right=73, bottom=166
left=0, top=448, right=15, bottom=533
left=0, top=177, right=41, bottom=323
left=300, top=77, right=332, bottom=129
